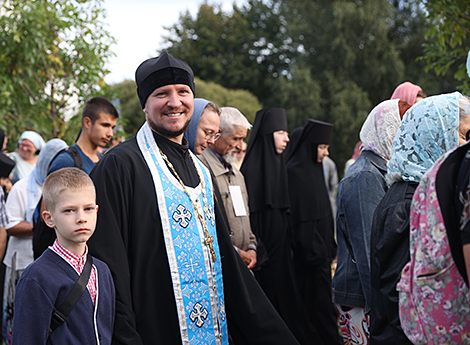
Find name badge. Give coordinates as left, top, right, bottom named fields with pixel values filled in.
left=229, top=185, right=247, bottom=216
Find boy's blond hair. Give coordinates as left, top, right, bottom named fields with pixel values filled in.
left=43, top=167, right=95, bottom=211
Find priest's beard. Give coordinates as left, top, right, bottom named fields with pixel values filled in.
left=147, top=116, right=191, bottom=140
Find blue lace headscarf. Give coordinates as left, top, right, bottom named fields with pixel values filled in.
left=387, top=92, right=461, bottom=183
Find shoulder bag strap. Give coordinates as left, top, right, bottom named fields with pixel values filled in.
left=66, top=146, right=83, bottom=170
left=49, top=255, right=93, bottom=337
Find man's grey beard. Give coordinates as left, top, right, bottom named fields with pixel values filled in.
left=223, top=148, right=240, bottom=164
left=147, top=116, right=191, bottom=140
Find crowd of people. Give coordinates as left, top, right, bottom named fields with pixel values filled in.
left=0, top=50, right=469, bottom=344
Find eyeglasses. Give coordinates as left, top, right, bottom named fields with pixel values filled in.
left=202, top=128, right=221, bottom=141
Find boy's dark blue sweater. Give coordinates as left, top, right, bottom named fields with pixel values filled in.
left=12, top=248, right=115, bottom=345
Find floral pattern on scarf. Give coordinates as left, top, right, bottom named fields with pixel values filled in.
left=387, top=92, right=460, bottom=183
left=397, top=149, right=470, bottom=345
left=360, top=99, right=401, bottom=162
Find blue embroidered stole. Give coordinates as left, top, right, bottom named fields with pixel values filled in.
left=137, top=123, right=228, bottom=345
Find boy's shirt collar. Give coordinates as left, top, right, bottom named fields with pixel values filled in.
left=51, top=239, right=88, bottom=267
left=50, top=239, right=97, bottom=304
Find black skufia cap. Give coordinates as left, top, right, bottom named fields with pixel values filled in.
left=135, top=51, right=196, bottom=108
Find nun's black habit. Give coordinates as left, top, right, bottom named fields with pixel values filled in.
left=285, top=119, right=342, bottom=345
left=241, top=108, right=323, bottom=345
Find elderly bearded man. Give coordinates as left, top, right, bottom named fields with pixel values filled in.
left=197, top=107, right=258, bottom=269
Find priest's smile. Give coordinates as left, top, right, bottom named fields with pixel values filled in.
left=144, top=83, right=194, bottom=143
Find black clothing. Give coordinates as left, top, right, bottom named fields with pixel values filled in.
left=88, top=131, right=300, bottom=345
left=286, top=125, right=334, bottom=232
left=241, top=109, right=322, bottom=345
left=369, top=180, right=417, bottom=345
left=286, top=123, right=341, bottom=345
left=0, top=129, right=14, bottom=178
left=241, top=108, right=289, bottom=212
left=436, top=141, right=470, bottom=286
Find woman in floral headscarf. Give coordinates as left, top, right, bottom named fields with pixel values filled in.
left=369, top=92, right=470, bottom=345
left=333, top=99, right=411, bottom=345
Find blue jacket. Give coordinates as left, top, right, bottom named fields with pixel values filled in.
left=332, top=151, right=387, bottom=312
left=13, top=248, right=115, bottom=345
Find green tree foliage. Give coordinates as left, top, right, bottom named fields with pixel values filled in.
left=0, top=0, right=115, bottom=144
left=112, top=80, right=143, bottom=137
left=110, top=78, right=262, bottom=136
left=282, top=0, right=404, bottom=167
left=388, top=0, right=464, bottom=95
left=162, top=0, right=465, bottom=170
left=194, top=77, right=262, bottom=125
left=420, top=0, right=470, bottom=94
left=163, top=0, right=295, bottom=103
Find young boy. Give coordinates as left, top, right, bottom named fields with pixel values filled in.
left=12, top=168, right=115, bottom=345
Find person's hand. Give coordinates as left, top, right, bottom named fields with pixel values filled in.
left=239, top=249, right=257, bottom=270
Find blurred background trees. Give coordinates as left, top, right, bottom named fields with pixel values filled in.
left=1, top=0, right=469, bottom=172
left=161, top=0, right=470, bottom=172
left=0, top=0, right=115, bottom=146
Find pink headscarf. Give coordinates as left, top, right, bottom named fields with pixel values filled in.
left=390, top=82, right=422, bottom=105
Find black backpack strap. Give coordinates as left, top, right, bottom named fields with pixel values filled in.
left=48, top=148, right=68, bottom=172
left=49, top=255, right=93, bottom=337
left=65, top=146, right=83, bottom=170
left=47, top=146, right=83, bottom=172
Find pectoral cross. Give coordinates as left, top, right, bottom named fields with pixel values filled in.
left=204, top=235, right=217, bottom=262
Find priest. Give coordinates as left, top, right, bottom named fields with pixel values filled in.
left=87, top=51, right=299, bottom=345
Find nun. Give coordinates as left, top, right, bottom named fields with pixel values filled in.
left=241, top=108, right=323, bottom=345
left=285, top=119, right=342, bottom=345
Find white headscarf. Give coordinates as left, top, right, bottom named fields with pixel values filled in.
left=359, top=99, right=401, bottom=162
left=18, top=131, right=46, bottom=152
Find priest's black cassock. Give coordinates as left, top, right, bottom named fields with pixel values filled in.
left=285, top=120, right=342, bottom=345
left=88, top=130, right=300, bottom=345
left=240, top=108, right=323, bottom=345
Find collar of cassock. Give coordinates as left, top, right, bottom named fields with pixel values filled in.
left=153, top=131, right=190, bottom=159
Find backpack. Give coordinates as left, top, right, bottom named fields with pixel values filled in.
left=32, top=146, right=82, bottom=259
left=397, top=147, right=470, bottom=345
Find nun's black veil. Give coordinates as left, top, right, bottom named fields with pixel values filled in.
left=241, top=108, right=289, bottom=212
left=241, top=109, right=324, bottom=344
left=286, top=119, right=333, bottom=223
left=285, top=119, right=343, bottom=345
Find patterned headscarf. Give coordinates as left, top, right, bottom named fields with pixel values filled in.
left=387, top=92, right=460, bottom=183
left=360, top=99, right=401, bottom=162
